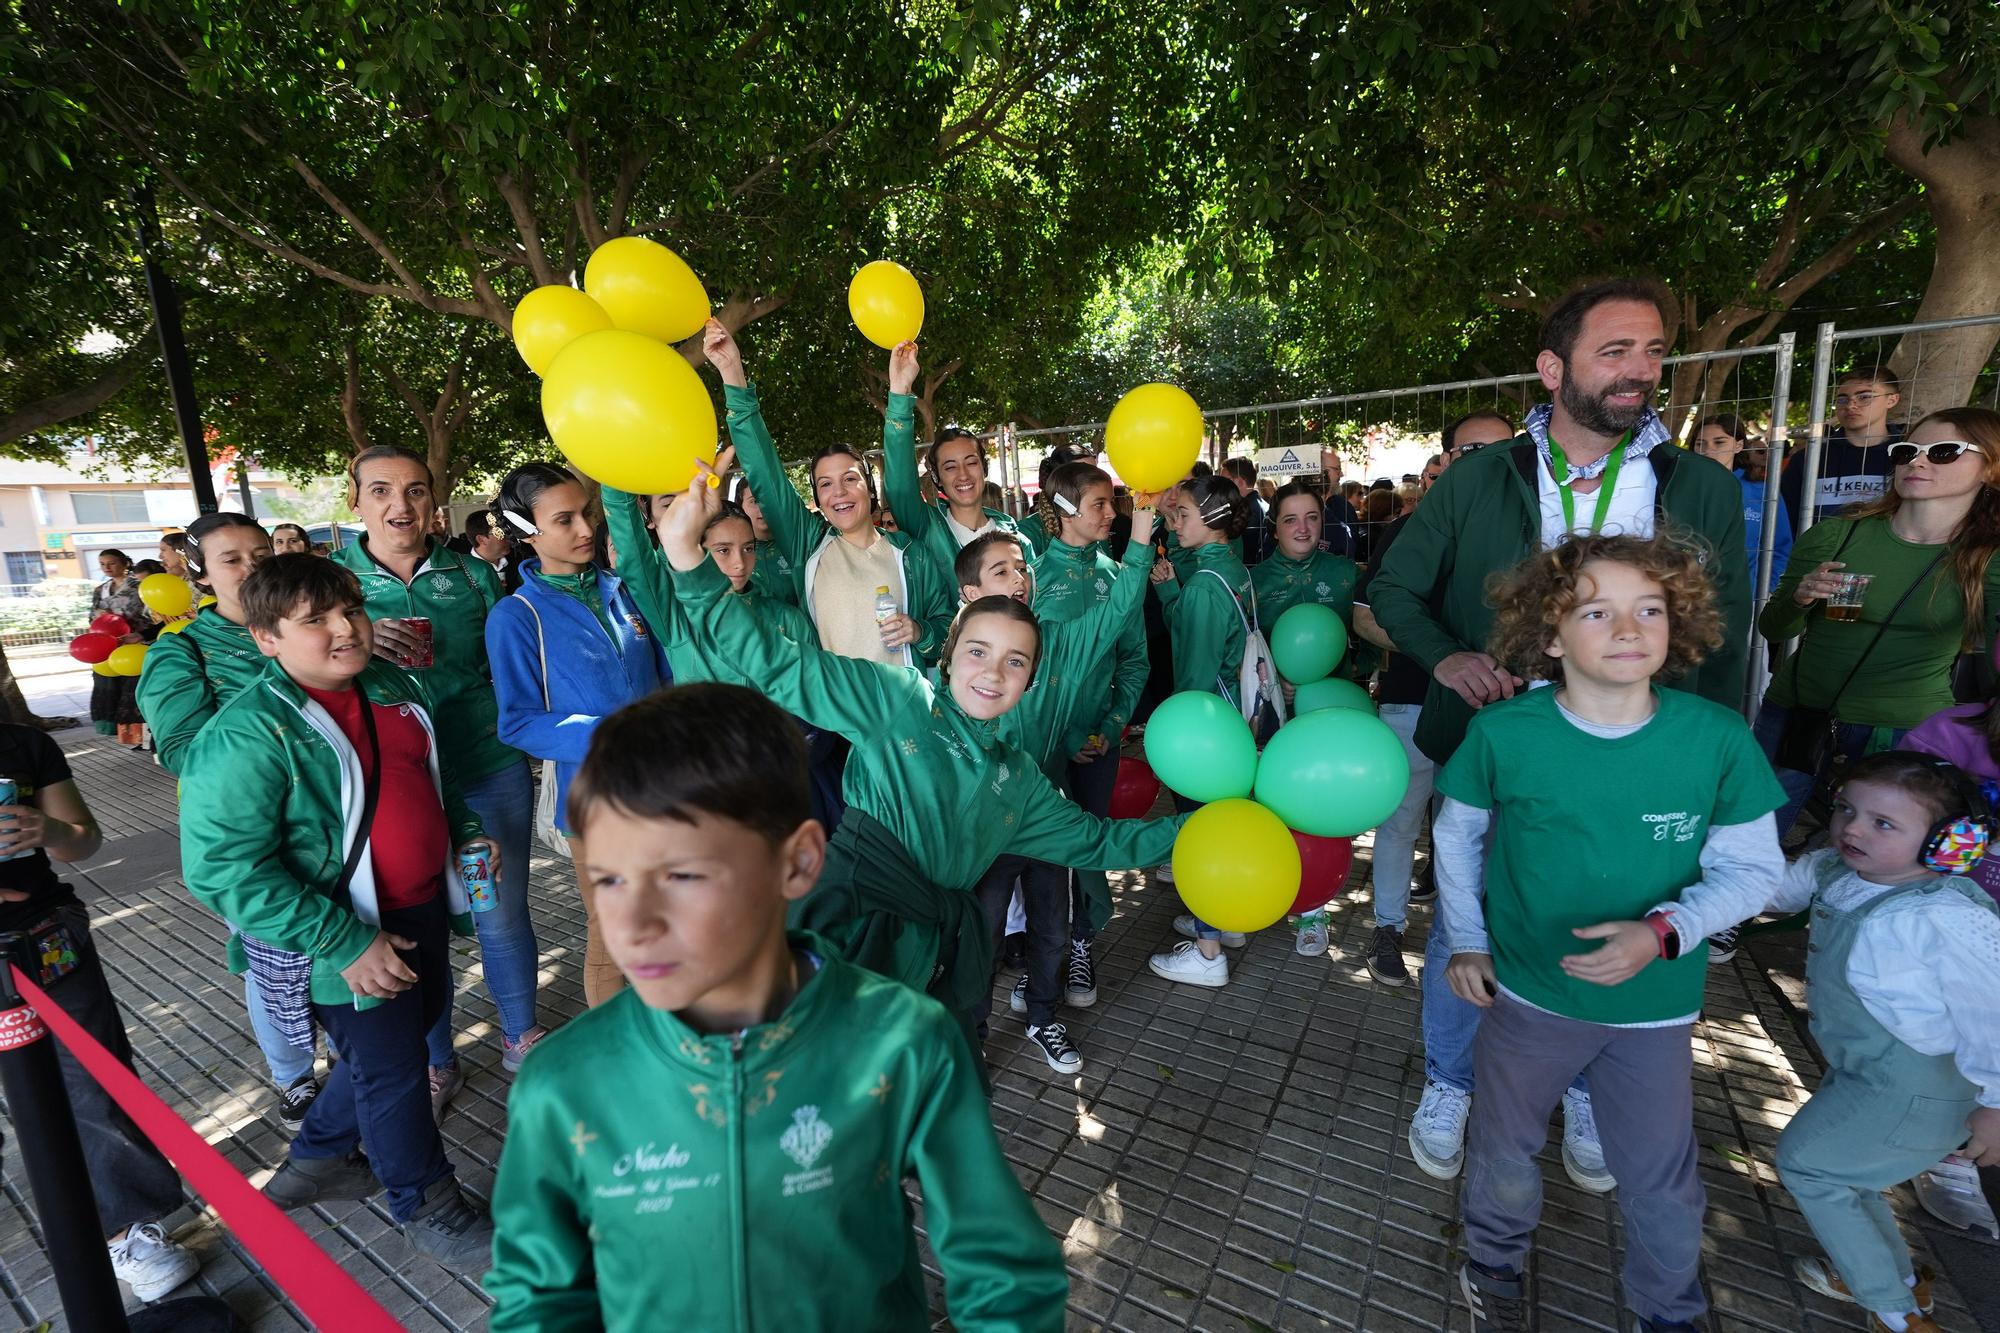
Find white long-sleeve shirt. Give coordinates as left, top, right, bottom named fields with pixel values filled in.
left=1766, top=849, right=2000, bottom=1107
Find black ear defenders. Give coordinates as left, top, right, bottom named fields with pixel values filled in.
left=1918, top=759, right=1996, bottom=874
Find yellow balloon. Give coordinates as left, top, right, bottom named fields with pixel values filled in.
left=199, top=595, right=217, bottom=607
left=1169, top=798, right=1301, bottom=934
left=847, top=260, right=925, bottom=349
left=138, top=573, right=193, bottom=618
left=1105, top=383, right=1204, bottom=491
left=584, top=237, right=711, bottom=344
left=108, top=643, right=149, bottom=677
left=91, top=660, right=119, bottom=677
left=542, top=329, right=719, bottom=494
left=158, top=618, right=190, bottom=634
left=512, top=285, right=613, bottom=376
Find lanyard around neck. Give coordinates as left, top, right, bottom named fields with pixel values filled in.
left=1547, top=432, right=1630, bottom=535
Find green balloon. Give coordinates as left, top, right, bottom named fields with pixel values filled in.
left=1294, top=676, right=1374, bottom=714
left=1269, top=602, right=1349, bottom=684
left=1142, top=691, right=1258, bottom=803
left=1254, top=707, right=1410, bottom=837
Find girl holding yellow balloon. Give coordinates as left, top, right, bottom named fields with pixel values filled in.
left=87, top=548, right=156, bottom=746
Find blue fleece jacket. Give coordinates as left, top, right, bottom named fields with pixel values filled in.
left=485, top=559, right=669, bottom=831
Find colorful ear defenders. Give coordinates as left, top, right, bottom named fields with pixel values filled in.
left=1920, top=760, right=1997, bottom=874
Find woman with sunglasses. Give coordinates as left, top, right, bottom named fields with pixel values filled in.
left=1754, top=408, right=2000, bottom=846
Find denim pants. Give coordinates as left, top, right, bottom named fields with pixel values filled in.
left=976, top=854, right=1071, bottom=1029
left=1169, top=791, right=1223, bottom=941
left=298, top=896, right=455, bottom=1222
left=1370, top=703, right=1436, bottom=931
left=1066, top=748, right=1120, bottom=947
left=1750, top=701, right=1907, bottom=840
left=1465, top=996, right=1707, bottom=1325
left=427, top=758, right=538, bottom=1065
left=245, top=972, right=316, bottom=1087
left=42, top=902, right=184, bottom=1238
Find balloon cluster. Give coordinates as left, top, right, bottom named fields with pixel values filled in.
left=1143, top=607, right=1408, bottom=934
left=70, top=613, right=150, bottom=677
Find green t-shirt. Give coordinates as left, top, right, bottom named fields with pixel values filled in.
left=1437, top=687, right=1785, bottom=1025
left=1761, top=516, right=2000, bottom=729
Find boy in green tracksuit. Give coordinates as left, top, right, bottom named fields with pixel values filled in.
left=486, top=684, right=1069, bottom=1332
left=179, top=555, right=498, bottom=1266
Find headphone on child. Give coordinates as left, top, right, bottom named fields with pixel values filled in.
left=1919, top=759, right=1998, bottom=874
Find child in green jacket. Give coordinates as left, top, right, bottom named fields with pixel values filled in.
left=878, top=342, right=1019, bottom=574
left=653, top=454, right=1183, bottom=1051
left=136, top=513, right=330, bottom=1117
left=179, top=555, right=499, bottom=1268
left=486, top=683, right=1069, bottom=1331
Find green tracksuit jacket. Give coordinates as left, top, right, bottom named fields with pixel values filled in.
left=485, top=934, right=1066, bottom=1332
left=1029, top=537, right=1150, bottom=771
left=178, top=659, right=482, bottom=1005
left=134, top=606, right=267, bottom=777
left=1368, top=436, right=1750, bottom=764
left=725, top=384, right=953, bottom=666
left=1251, top=548, right=1361, bottom=682
left=749, top=539, right=799, bottom=606
left=332, top=537, right=522, bottom=781
left=879, top=393, right=1019, bottom=576
left=1157, top=543, right=1253, bottom=698
left=673, top=559, right=1181, bottom=891
left=603, top=486, right=816, bottom=683
left=1015, top=509, right=1053, bottom=557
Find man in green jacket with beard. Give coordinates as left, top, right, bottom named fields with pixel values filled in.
left=487, top=684, right=1067, bottom=1332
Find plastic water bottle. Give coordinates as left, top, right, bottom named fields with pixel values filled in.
left=873, top=585, right=897, bottom=625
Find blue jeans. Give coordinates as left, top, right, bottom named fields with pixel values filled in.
left=299, top=897, right=455, bottom=1222
left=245, top=972, right=316, bottom=1087
left=1751, top=701, right=1907, bottom=840
left=426, top=759, right=538, bottom=1065
left=1170, top=790, right=1222, bottom=941
left=1371, top=704, right=1436, bottom=931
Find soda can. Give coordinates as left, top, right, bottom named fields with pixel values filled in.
left=400, top=616, right=435, bottom=669
left=0, top=778, right=23, bottom=863
left=459, top=845, right=497, bottom=913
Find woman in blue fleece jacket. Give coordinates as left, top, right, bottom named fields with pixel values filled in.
left=483, top=462, right=670, bottom=1007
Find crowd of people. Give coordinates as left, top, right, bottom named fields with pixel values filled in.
left=18, top=275, right=1998, bottom=1332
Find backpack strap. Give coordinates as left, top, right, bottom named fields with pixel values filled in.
left=514, top=593, right=551, bottom=711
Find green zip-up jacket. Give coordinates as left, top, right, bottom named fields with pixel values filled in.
left=485, top=935, right=1067, bottom=1332
left=1158, top=543, right=1253, bottom=697
left=1031, top=537, right=1150, bottom=766
left=604, top=486, right=816, bottom=684
left=1251, top=548, right=1361, bottom=682
left=178, top=659, right=483, bottom=1006
left=1015, top=509, right=1053, bottom=556
left=879, top=393, right=1019, bottom=576
left=1003, top=534, right=1153, bottom=779
left=134, top=606, right=267, bottom=777
left=332, top=536, right=522, bottom=781
left=725, top=383, right=953, bottom=666
left=1368, top=436, right=1749, bottom=764
left=750, top=539, right=799, bottom=606
left=674, top=558, right=1182, bottom=891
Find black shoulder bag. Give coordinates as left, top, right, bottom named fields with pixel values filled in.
left=1773, top=532, right=1948, bottom=806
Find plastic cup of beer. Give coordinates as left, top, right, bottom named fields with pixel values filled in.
left=1824, top=572, right=1872, bottom=622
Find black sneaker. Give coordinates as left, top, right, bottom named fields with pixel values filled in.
left=1410, top=859, right=1438, bottom=903
left=1459, top=1260, right=1529, bottom=1333
left=263, top=1150, right=378, bottom=1209
left=1366, top=925, right=1409, bottom=986
left=404, top=1178, right=495, bottom=1268
left=1027, top=1021, right=1084, bottom=1074
left=1707, top=924, right=1740, bottom=965
left=278, top=1073, right=321, bottom=1126
left=1064, top=941, right=1098, bottom=1008
left=1008, top=973, right=1028, bottom=1014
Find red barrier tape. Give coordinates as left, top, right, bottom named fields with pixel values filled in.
left=12, top=965, right=406, bottom=1332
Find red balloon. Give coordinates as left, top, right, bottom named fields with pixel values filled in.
left=68, top=631, right=118, bottom=665
left=1290, top=831, right=1354, bottom=914
left=90, top=613, right=131, bottom=637
left=1109, top=754, right=1163, bottom=820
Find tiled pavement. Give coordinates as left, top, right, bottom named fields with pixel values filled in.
left=0, top=698, right=1991, bottom=1330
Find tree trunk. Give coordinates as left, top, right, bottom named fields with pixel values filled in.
left=0, top=643, right=67, bottom=730
left=1884, top=111, right=2000, bottom=422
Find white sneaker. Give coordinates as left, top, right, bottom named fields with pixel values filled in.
left=1561, top=1087, right=1615, bottom=1193
left=1148, top=940, right=1229, bottom=987
left=1916, top=1155, right=1999, bottom=1240
left=1008, top=973, right=1028, bottom=1014
left=1295, top=911, right=1330, bottom=956
left=1173, top=913, right=1246, bottom=948
left=108, top=1222, right=200, bottom=1302
left=1408, top=1079, right=1472, bottom=1178
left=1153, top=863, right=1175, bottom=885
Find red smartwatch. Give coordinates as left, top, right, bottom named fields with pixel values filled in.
left=1644, top=911, right=1682, bottom=961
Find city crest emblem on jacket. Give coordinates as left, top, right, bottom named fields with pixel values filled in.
left=781, top=1105, right=832, bottom=1168
left=430, top=572, right=456, bottom=596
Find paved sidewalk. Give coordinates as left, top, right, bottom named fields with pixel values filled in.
left=0, top=719, right=1990, bottom=1331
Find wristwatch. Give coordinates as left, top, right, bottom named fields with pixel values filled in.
left=1645, top=911, right=1682, bottom=961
